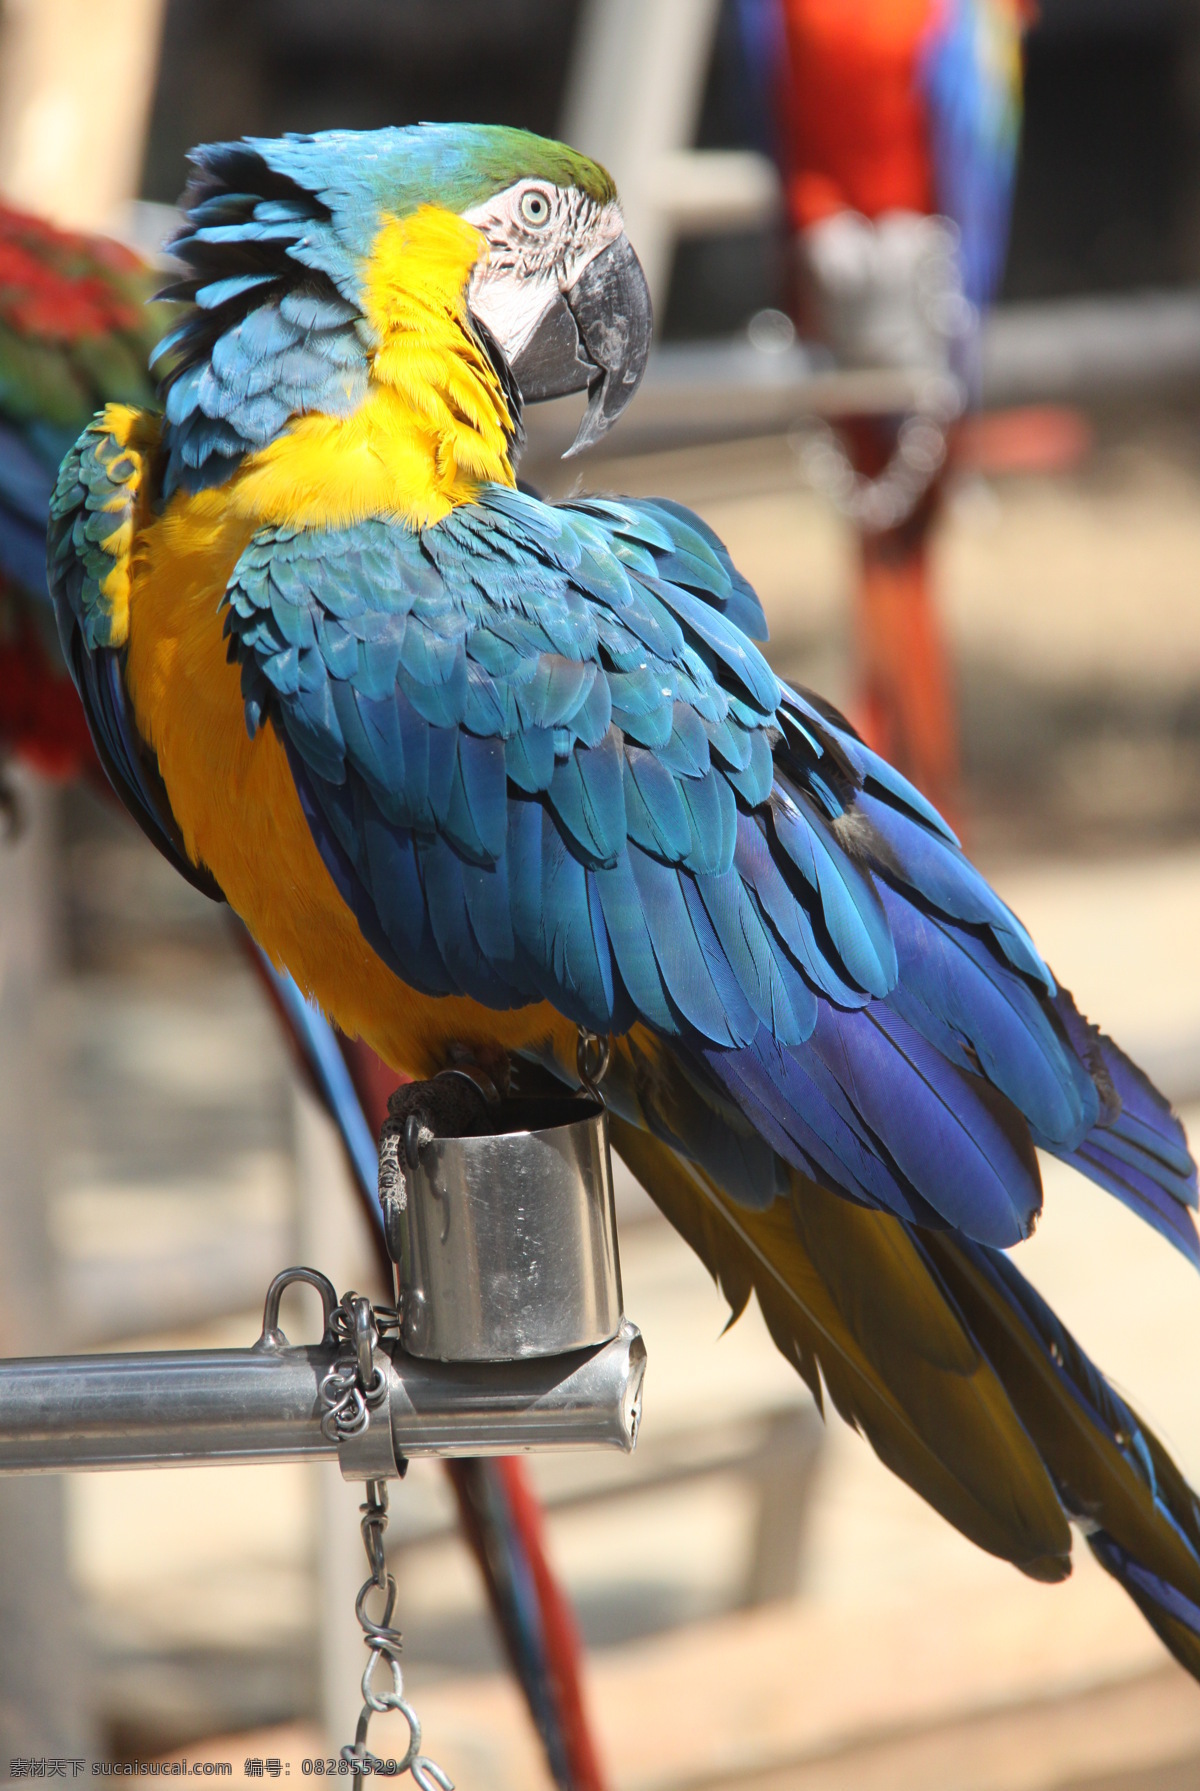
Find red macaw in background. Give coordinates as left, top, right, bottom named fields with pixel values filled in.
left=746, top=0, right=1029, bottom=824
left=0, top=203, right=159, bottom=780
left=779, top=0, right=1024, bottom=307
left=0, top=199, right=604, bottom=1791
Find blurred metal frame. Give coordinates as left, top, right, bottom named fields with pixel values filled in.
left=561, top=0, right=781, bottom=311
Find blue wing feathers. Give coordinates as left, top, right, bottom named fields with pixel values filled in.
left=1051, top=991, right=1196, bottom=1185
left=1074, top=1126, right=1196, bottom=1209
left=850, top=1005, right=1041, bottom=1244
left=443, top=732, right=504, bottom=863
left=880, top=890, right=1097, bottom=1148
left=734, top=809, right=874, bottom=1009
left=723, top=726, right=773, bottom=806
left=709, top=999, right=1040, bottom=1242
left=421, top=836, right=520, bottom=1004
left=506, top=726, right=555, bottom=794
left=594, top=853, right=678, bottom=1035
left=771, top=788, right=897, bottom=999
left=548, top=737, right=625, bottom=865
left=1061, top=1140, right=1200, bottom=1266
left=706, top=1033, right=943, bottom=1225
left=679, top=768, right=737, bottom=876
left=218, top=480, right=1196, bottom=1260
left=856, top=790, right=1050, bottom=989
left=633, top=854, right=756, bottom=1048
left=625, top=745, right=693, bottom=862
left=658, top=702, right=711, bottom=777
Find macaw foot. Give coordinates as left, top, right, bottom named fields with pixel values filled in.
left=384, top=1068, right=499, bottom=1160
left=376, top=1069, right=501, bottom=1257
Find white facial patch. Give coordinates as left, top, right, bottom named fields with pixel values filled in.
left=463, top=182, right=624, bottom=364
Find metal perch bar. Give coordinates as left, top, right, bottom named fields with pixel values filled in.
left=0, top=1088, right=646, bottom=1480
left=0, top=1317, right=646, bottom=1476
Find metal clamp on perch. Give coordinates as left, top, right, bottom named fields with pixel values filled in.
left=0, top=1078, right=645, bottom=1477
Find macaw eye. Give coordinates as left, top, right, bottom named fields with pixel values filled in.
left=520, top=188, right=552, bottom=228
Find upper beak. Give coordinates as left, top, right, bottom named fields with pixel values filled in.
left=508, top=231, right=652, bottom=457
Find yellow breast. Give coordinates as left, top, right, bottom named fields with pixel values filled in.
left=228, top=204, right=519, bottom=532
left=121, top=206, right=575, bottom=1078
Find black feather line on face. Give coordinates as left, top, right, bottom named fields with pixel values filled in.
left=466, top=311, right=526, bottom=460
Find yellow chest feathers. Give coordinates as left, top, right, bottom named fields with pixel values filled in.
left=120, top=204, right=550, bottom=1074
left=222, top=204, right=517, bottom=533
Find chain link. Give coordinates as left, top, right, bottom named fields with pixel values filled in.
left=318, top=1296, right=451, bottom=1790
left=342, top=1479, right=453, bottom=1791
left=318, top=1294, right=398, bottom=1443
left=576, top=1027, right=611, bottom=1103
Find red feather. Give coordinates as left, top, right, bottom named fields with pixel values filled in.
left=0, top=203, right=145, bottom=342
left=0, top=591, right=97, bottom=778
left=778, top=0, right=940, bottom=228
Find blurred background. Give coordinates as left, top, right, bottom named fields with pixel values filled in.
left=3, top=0, right=1200, bottom=1786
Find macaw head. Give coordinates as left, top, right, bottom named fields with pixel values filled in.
left=455, top=138, right=651, bottom=456
left=155, top=124, right=652, bottom=494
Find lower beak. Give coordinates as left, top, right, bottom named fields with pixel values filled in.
left=508, top=231, right=652, bottom=457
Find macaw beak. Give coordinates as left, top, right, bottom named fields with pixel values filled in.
left=509, top=232, right=652, bottom=456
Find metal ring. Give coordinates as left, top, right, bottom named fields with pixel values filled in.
left=355, top=1573, right=399, bottom=1640
left=339, top=1389, right=371, bottom=1438
left=434, top=1064, right=501, bottom=1105
left=360, top=1514, right=389, bottom=1588
left=411, top=1756, right=454, bottom=1791
left=576, top=1028, right=611, bottom=1101
left=319, top=1372, right=371, bottom=1442
left=256, top=1266, right=339, bottom=1350
left=362, top=1644, right=406, bottom=1717
left=349, top=1294, right=379, bottom=1394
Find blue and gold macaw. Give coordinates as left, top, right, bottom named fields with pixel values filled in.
left=47, top=124, right=1200, bottom=1677
left=0, top=188, right=602, bottom=1790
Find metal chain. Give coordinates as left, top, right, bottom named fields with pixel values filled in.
left=576, top=1026, right=611, bottom=1103
left=318, top=1293, right=398, bottom=1444
left=342, top=1479, right=453, bottom=1791
left=317, top=1295, right=451, bottom=1789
